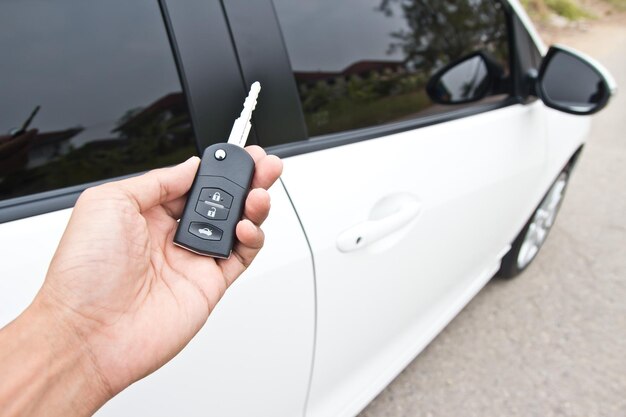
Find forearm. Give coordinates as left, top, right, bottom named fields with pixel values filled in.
left=0, top=298, right=110, bottom=417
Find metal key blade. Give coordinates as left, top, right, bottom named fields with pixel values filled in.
left=227, top=82, right=261, bottom=148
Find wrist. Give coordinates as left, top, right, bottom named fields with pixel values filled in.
left=0, top=296, right=113, bottom=417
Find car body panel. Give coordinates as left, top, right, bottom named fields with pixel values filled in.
left=0, top=209, right=68, bottom=320
left=280, top=101, right=551, bottom=417
left=546, top=110, right=590, bottom=173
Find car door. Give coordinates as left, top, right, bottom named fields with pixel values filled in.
left=224, top=0, right=550, bottom=416
left=0, top=2, right=314, bottom=416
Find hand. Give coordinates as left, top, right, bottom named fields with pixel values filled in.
left=27, top=146, right=281, bottom=414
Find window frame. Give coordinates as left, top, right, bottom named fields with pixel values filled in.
left=225, top=0, right=528, bottom=158
left=0, top=0, right=244, bottom=223
left=511, top=13, right=544, bottom=102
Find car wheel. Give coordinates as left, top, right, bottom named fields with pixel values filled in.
left=498, top=168, right=571, bottom=279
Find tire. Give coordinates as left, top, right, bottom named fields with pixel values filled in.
left=497, top=167, right=571, bottom=279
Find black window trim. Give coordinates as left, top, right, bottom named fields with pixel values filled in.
left=511, top=13, right=543, bottom=103
left=267, top=96, right=520, bottom=158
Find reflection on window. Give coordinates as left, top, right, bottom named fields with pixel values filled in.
left=0, top=0, right=195, bottom=202
left=273, top=0, right=511, bottom=137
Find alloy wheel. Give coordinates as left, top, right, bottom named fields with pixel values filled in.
left=517, top=172, right=569, bottom=269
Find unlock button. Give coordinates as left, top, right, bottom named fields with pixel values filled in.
left=195, top=199, right=230, bottom=220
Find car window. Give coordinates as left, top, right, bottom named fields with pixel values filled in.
left=0, top=0, right=195, bottom=203
left=272, top=0, right=511, bottom=138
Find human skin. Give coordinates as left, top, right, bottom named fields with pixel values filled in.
left=0, top=146, right=283, bottom=417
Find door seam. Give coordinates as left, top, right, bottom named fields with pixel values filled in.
left=279, top=177, right=318, bottom=417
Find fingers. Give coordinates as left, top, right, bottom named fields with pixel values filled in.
left=242, top=188, right=271, bottom=225
left=165, top=187, right=271, bottom=289
left=218, top=219, right=265, bottom=286
left=252, top=154, right=283, bottom=190
left=245, top=145, right=267, bottom=165
left=216, top=186, right=272, bottom=284
left=162, top=176, right=272, bottom=222
left=236, top=219, right=265, bottom=258
left=245, top=145, right=283, bottom=190
left=108, top=157, right=200, bottom=213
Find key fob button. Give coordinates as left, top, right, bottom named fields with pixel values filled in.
left=199, top=188, right=233, bottom=208
left=188, top=222, right=223, bottom=241
left=195, top=200, right=230, bottom=220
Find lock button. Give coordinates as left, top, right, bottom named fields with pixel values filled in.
left=199, top=188, right=233, bottom=208
left=195, top=200, right=230, bottom=221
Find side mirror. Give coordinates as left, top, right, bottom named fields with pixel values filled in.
left=536, top=45, right=617, bottom=115
left=426, top=52, right=504, bottom=105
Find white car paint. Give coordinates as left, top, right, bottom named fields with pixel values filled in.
left=0, top=209, right=69, bottom=319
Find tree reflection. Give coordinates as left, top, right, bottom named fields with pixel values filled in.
left=377, top=0, right=509, bottom=75
left=0, top=93, right=195, bottom=200
left=292, top=0, right=509, bottom=137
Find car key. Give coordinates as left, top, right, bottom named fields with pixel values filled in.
left=174, top=82, right=261, bottom=258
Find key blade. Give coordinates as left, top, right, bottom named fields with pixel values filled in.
left=227, top=82, right=261, bottom=147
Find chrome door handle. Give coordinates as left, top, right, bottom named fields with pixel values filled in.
left=336, top=201, right=422, bottom=253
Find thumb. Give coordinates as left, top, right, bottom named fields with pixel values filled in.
left=110, top=156, right=200, bottom=212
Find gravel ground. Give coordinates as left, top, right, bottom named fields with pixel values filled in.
left=359, top=18, right=626, bottom=417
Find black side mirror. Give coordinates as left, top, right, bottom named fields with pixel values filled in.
left=536, top=45, right=617, bottom=115
left=426, top=52, right=504, bottom=105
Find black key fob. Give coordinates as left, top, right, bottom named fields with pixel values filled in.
left=174, top=143, right=254, bottom=258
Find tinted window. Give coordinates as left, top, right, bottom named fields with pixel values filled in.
left=273, top=0, right=511, bottom=137
left=0, top=0, right=195, bottom=202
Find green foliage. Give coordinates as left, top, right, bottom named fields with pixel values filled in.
left=304, top=88, right=430, bottom=137
left=521, top=0, right=594, bottom=20
left=520, top=0, right=549, bottom=17
left=546, top=0, right=593, bottom=19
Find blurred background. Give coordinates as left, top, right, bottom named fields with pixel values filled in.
left=360, top=1, right=626, bottom=416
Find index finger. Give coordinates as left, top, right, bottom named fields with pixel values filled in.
left=108, top=156, right=200, bottom=213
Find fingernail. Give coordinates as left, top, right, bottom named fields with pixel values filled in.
left=184, top=156, right=200, bottom=164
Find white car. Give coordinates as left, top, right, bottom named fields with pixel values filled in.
left=0, top=0, right=615, bottom=416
